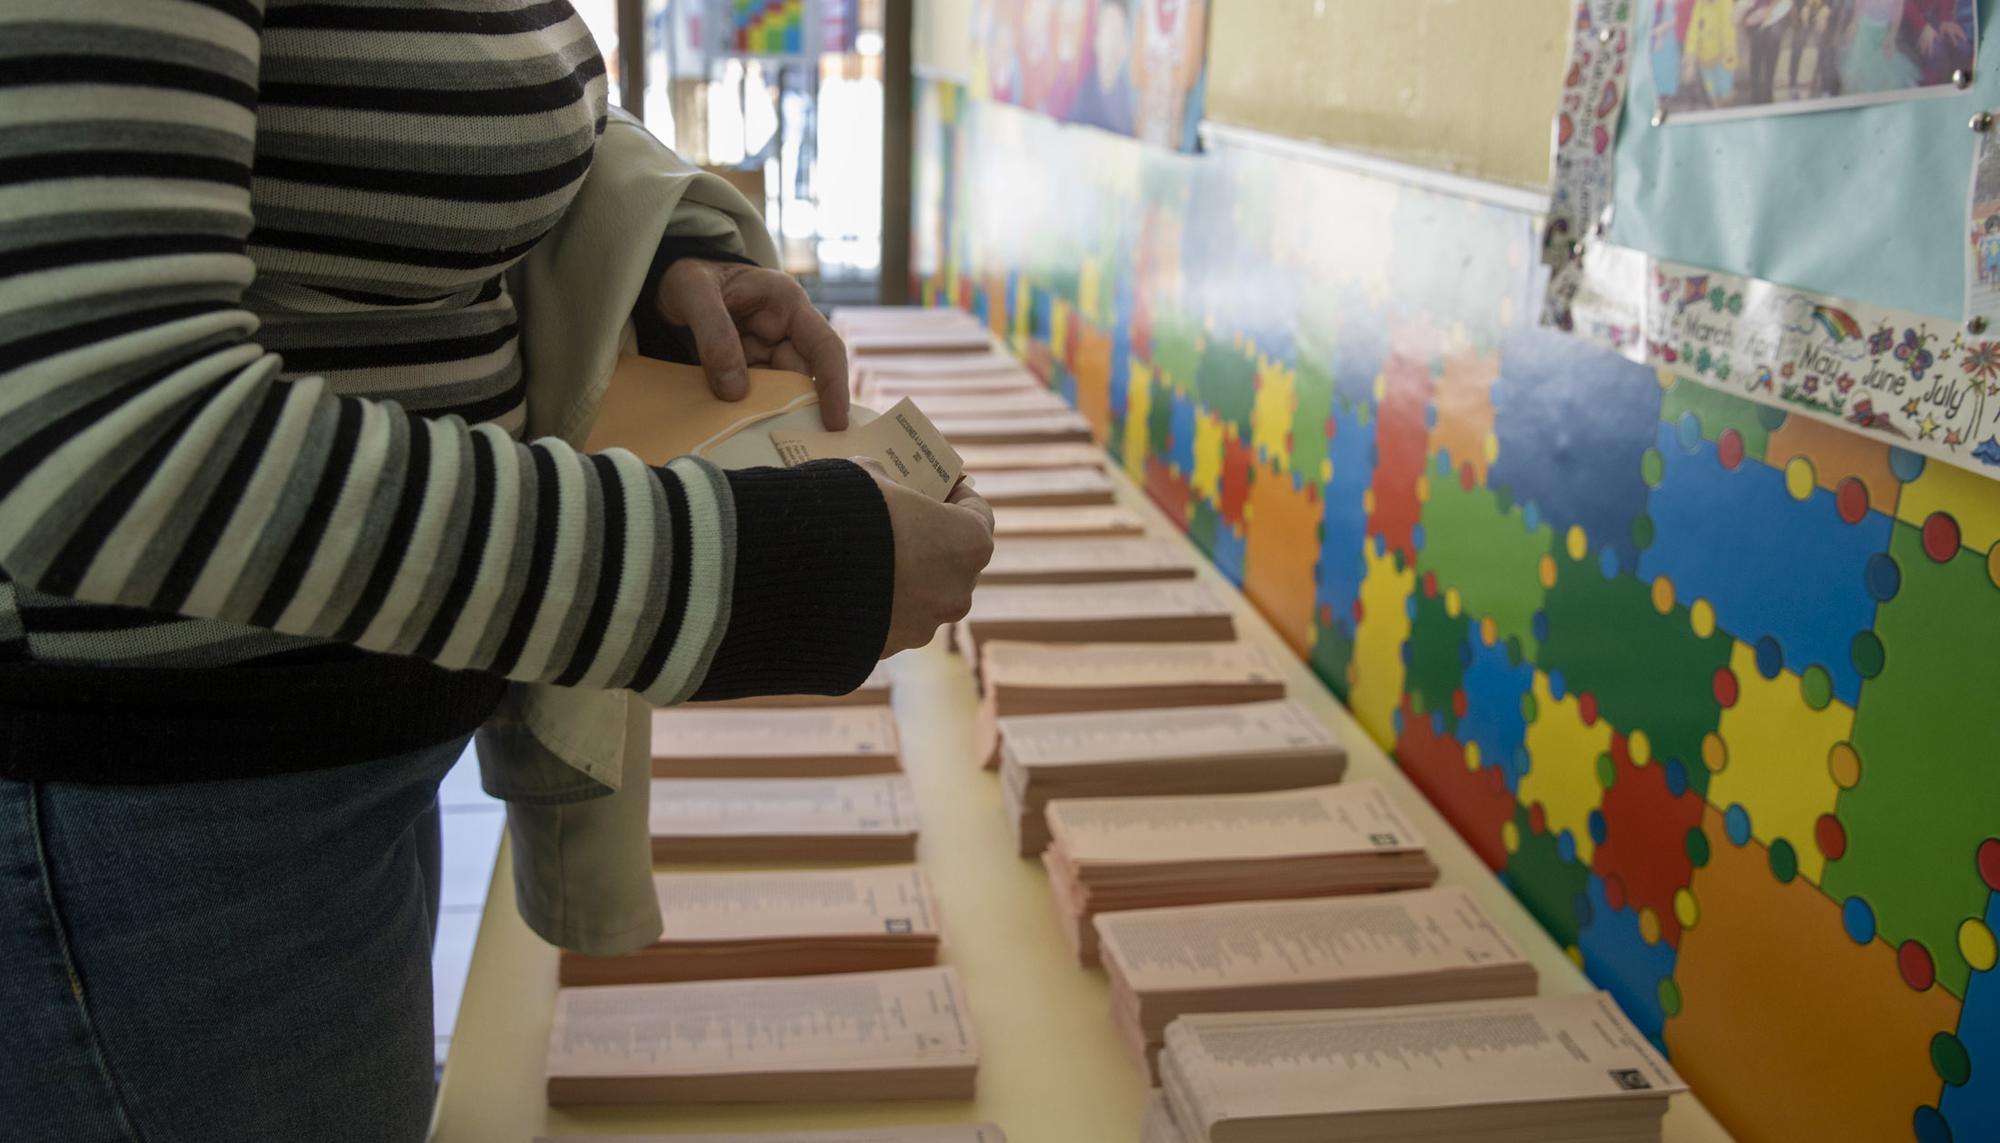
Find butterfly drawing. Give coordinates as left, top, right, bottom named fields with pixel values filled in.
left=1868, top=327, right=1896, bottom=356
left=1893, top=329, right=1935, bottom=380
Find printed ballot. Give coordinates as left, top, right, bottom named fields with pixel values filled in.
left=650, top=706, right=901, bottom=778
left=930, top=410, right=1093, bottom=445
left=558, top=866, right=942, bottom=986
left=648, top=775, right=920, bottom=862
left=1097, top=888, right=1537, bottom=1076
left=772, top=397, right=964, bottom=501
left=991, top=505, right=1147, bottom=538
left=980, top=537, right=1197, bottom=585
left=958, top=442, right=1106, bottom=471
left=958, top=581, right=1236, bottom=668
left=1041, top=782, right=1437, bottom=962
left=997, top=699, right=1347, bottom=857
left=1156, top=992, right=1687, bottom=1143
left=968, top=466, right=1116, bottom=506
left=972, top=641, right=1287, bottom=768
left=545, top=966, right=979, bottom=1105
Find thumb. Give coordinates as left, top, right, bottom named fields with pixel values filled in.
left=679, top=278, right=751, bottom=401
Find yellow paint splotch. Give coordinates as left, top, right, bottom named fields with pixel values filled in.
left=1518, top=670, right=1614, bottom=863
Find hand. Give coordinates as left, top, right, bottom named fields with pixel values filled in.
left=655, top=258, right=851, bottom=430
left=1919, top=25, right=1938, bottom=58
left=1944, top=21, right=1969, bottom=50
left=853, top=459, right=994, bottom=657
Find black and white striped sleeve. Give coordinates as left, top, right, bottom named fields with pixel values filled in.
left=0, top=0, right=893, bottom=705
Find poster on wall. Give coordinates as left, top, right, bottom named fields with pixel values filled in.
left=1966, top=114, right=2000, bottom=331
left=1650, top=0, right=1976, bottom=122
left=1543, top=0, right=1637, bottom=330
left=971, top=0, right=1209, bottom=151
left=708, top=0, right=819, bottom=59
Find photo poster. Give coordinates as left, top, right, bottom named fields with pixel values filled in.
left=708, top=0, right=818, bottom=59
left=1966, top=115, right=2000, bottom=330
left=1649, top=0, right=1977, bottom=123
left=971, top=0, right=1210, bottom=152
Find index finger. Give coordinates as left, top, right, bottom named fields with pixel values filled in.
left=947, top=481, right=995, bottom=533
left=789, top=305, right=851, bottom=430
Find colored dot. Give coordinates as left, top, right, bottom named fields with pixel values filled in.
left=1989, top=541, right=2000, bottom=589
left=1756, top=403, right=1788, bottom=430
left=1632, top=513, right=1655, bottom=551
left=1483, top=432, right=1500, bottom=463
left=1604, top=874, right=1628, bottom=910
left=1889, top=446, right=1926, bottom=483
left=1363, top=489, right=1376, bottom=515
left=1960, top=917, right=1997, bottom=972
left=1460, top=462, right=1476, bottom=491
left=1596, top=752, right=1618, bottom=790
left=1453, top=688, right=1469, bottom=717
left=1574, top=891, right=1595, bottom=928
left=1932, top=1032, right=1972, bottom=1086
left=1912, top=1104, right=1953, bottom=1143
left=1836, top=477, right=1870, bottom=524
left=1465, top=741, right=1483, bottom=772
left=1816, top=813, right=1848, bottom=861
left=1524, top=502, right=1541, bottom=530
left=1784, top=456, right=1817, bottom=501
left=1587, top=812, right=1609, bottom=846
left=1753, top=635, right=1784, bottom=679
left=1538, top=553, right=1558, bottom=589
left=1701, top=732, right=1728, bottom=774
left=1724, top=804, right=1753, bottom=846
left=1923, top=512, right=1962, bottom=562
left=1978, top=837, right=2000, bottom=891
left=1641, top=448, right=1665, bottom=487
left=1566, top=525, right=1588, bottom=562
left=1639, top=907, right=1662, bottom=944
left=1899, top=940, right=1936, bottom=991
left=1716, top=428, right=1745, bottom=470
left=1480, top=616, right=1498, bottom=645
left=1768, top=838, right=1799, bottom=883
left=1866, top=552, right=1903, bottom=602
left=1501, top=820, right=1521, bottom=854
left=1686, top=828, right=1711, bottom=868
left=1676, top=413, right=1701, bottom=452
left=1713, top=666, right=1739, bottom=708
left=1665, top=759, right=1690, bottom=797
left=1801, top=665, right=1834, bottom=710
left=1651, top=577, right=1676, bottom=614
left=1829, top=742, right=1863, bottom=789
left=1532, top=610, right=1550, bottom=644
left=1521, top=691, right=1539, bottom=723
left=1842, top=896, right=1877, bottom=944
left=1529, top=803, right=1548, bottom=834
left=1659, top=977, right=1683, bottom=1018
left=1690, top=599, right=1716, bottom=638
left=1320, top=457, right=1334, bottom=483
left=1566, top=945, right=1585, bottom=968
left=1422, top=571, right=1438, bottom=598
left=1547, top=670, right=1567, bottom=701
left=1852, top=631, right=1885, bottom=679
left=1578, top=692, right=1599, bottom=725
left=1444, top=587, right=1462, bottom=617
left=1556, top=830, right=1578, bottom=862
left=1673, top=888, right=1701, bottom=929
left=1415, top=475, right=1430, bottom=504
left=1599, top=547, right=1620, bottom=578
left=1629, top=729, right=1652, bottom=766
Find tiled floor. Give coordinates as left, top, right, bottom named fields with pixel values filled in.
left=433, top=741, right=505, bottom=1070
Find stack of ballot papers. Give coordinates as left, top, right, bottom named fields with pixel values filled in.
left=689, top=662, right=893, bottom=708
left=972, top=641, right=1287, bottom=768
left=862, top=372, right=1042, bottom=405
left=1097, top=887, right=1538, bottom=1076
left=539, top=1129, right=1006, bottom=1143
left=911, top=390, right=1071, bottom=418
left=965, top=465, right=1113, bottom=505
left=1040, top=782, right=1437, bottom=961
left=980, top=537, right=1198, bottom=585
left=1155, top=992, right=1688, bottom=1143
left=651, top=706, right=901, bottom=778
left=649, top=775, right=920, bottom=862
left=833, top=307, right=996, bottom=356
left=931, top=409, right=1094, bottom=445
left=958, top=581, right=1236, bottom=667
left=545, top=966, right=979, bottom=1105
left=991, top=504, right=1147, bottom=538
left=855, top=348, right=1033, bottom=382
left=558, top=866, right=943, bottom=986
left=997, top=700, right=1347, bottom=857
left=959, top=442, right=1106, bottom=471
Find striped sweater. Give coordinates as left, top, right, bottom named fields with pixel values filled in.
left=0, top=0, right=892, bottom=777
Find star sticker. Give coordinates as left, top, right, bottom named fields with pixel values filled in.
left=1903, top=399, right=1922, bottom=416
left=1920, top=416, right=1940, bottom=439
left=1945, top=428, right=1964, bottom=446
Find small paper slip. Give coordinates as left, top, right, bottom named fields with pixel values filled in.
left=771, top=397, right=964, bottom=500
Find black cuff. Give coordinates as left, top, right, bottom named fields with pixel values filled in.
left=633, top=236, right=761, bottom=363
left=690, top=460, right=894, bottom=701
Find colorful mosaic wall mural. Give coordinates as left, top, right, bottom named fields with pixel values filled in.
left=915, top=79, right=2000, bottom=1143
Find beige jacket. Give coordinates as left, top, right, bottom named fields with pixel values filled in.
left=481, top=109, right=777, bottom=956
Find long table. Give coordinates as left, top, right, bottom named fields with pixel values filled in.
left=431, top=450, right=1739, bottom=1143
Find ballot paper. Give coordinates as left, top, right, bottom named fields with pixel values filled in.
left=545, top=966, right=979, bottom=1104
left=929, top=410, right=1093, bottom=445
left=650, top=706, right=902, bottom=778
left=557, top=866, right=943, bottom=986
left=990, top=505, right=1147, bottom=538
left=1002, top=699, right=1339, bottom=771
left=1159, top=993, right=1686, bottom=1143
left=539, top=1129, right=1007, bottom=1143
left=772, top=397, right=964, bottom=500
left=648, top=775, right=920, bottom=862
left=964, top=466, right=1112, bottom=506
left=958, top=442, right=1107, bottom=471
left=1048, top=781, right=1421, bottom=866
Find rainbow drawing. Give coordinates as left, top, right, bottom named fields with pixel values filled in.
left=1812, top=304, right=1864, bottom=343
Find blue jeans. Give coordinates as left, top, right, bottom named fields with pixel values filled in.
left=0, top=735, right=468, bottom=1143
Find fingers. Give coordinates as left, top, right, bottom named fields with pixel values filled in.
left=770, top=341, right=810, bottom=376
left=946, top=482, right=995, bottom=534
left=677, top=272, right=751, bottom=401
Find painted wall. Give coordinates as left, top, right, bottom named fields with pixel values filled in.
left=914, top=0, right=977, bottom=81
left=916, top=79, right=2000, bottom=1143
left=1205, top=0, right=1572, bottom=189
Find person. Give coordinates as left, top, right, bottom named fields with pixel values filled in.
left=1741, top=0, right=1796, bottom=106
left=1843, top=0, right=1920, bottom=93
left=1900, top=0, right=1973, bottom=87
left=1685, top=0, right=1741, bottom=106
left=0, top=3, right=994, bottom=1141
